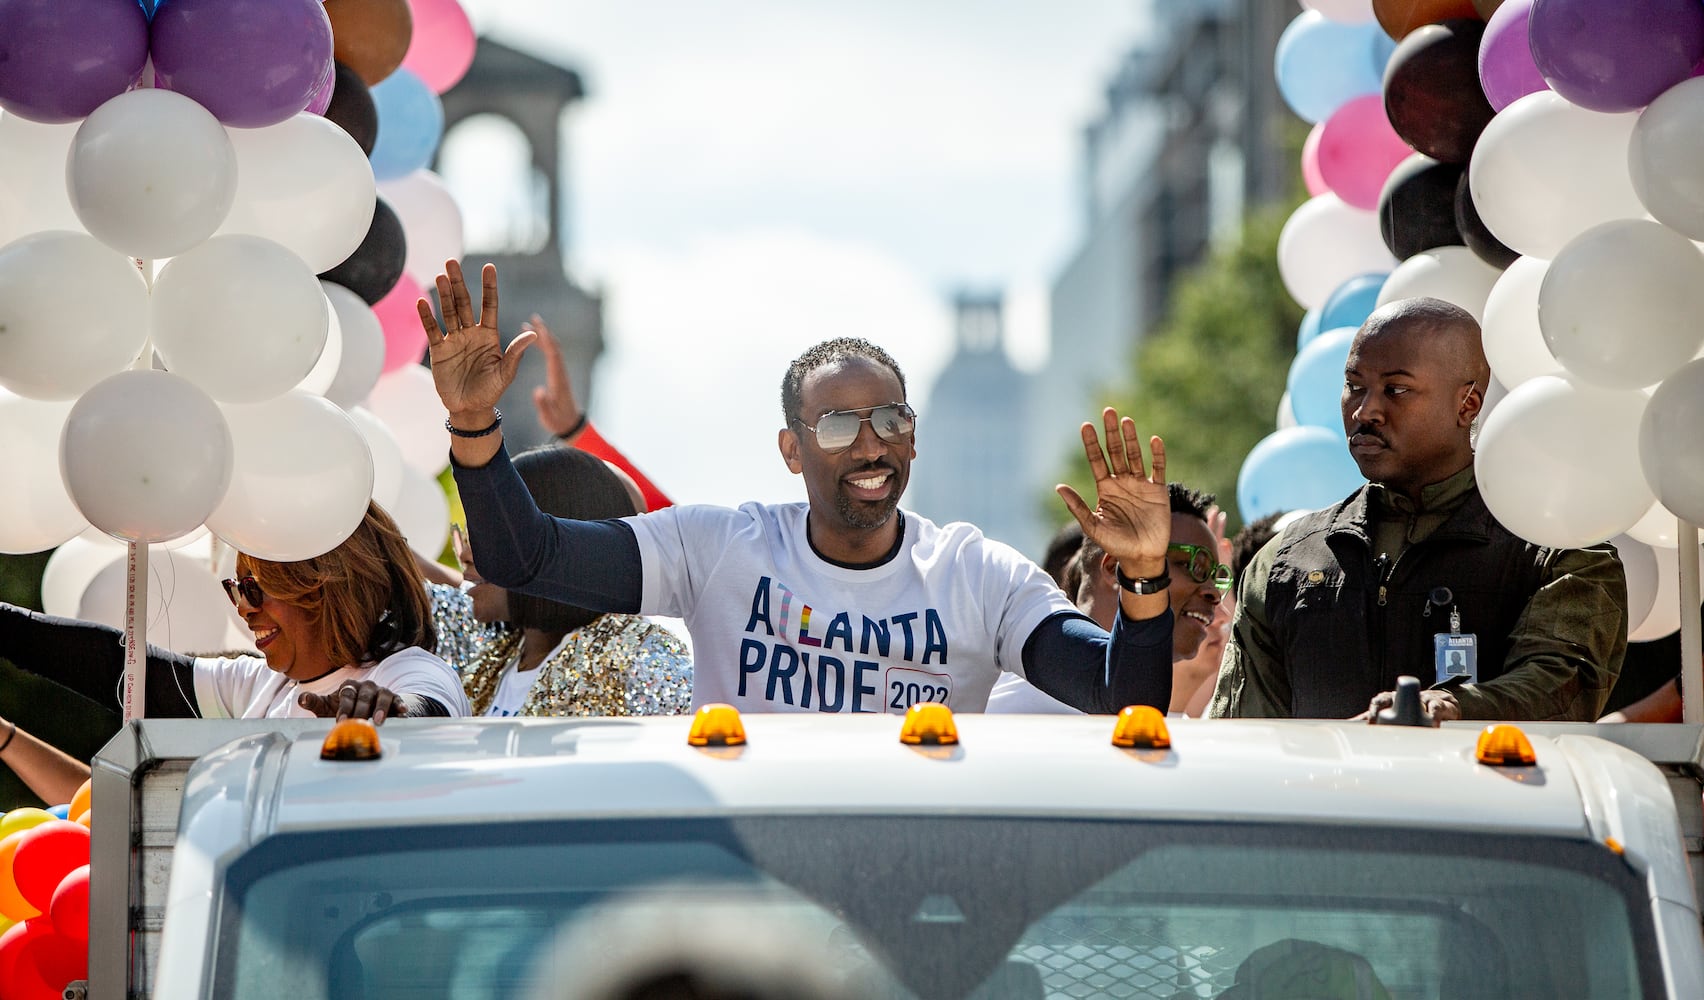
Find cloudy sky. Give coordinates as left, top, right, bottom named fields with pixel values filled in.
left=454, top=0, right=1150, bottom=508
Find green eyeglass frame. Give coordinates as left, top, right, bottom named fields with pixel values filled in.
left=1167, top=543, right=1232, bottom=591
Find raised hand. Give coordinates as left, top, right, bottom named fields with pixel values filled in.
left=1055, top=408, right=1171, bottom=574
left=526, top=314, right=584, bottom=438
left=417, top=260, right=536, bottom=419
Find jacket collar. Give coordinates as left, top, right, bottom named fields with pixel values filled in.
left=1326, top=465, right=1494, bottom=549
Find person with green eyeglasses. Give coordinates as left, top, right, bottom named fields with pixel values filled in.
left=422, top=261, right=1177, bottom=716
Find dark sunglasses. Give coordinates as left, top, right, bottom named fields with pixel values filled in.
left=221, top=576, right=266, bottom=608
left=796, top=403, right=916, bottom=454
left=1167, top=544, right=1232, bottom=591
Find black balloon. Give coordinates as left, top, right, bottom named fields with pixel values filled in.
left=1383, top=20, right=1494, bottom=165
left=1378, top=153, right=1464, bottom=260
left=319, top=197, right=406, bottom=305
left=326, top=60, right=378, bottom=157
left=1454, top=171, right=1517, bottom=270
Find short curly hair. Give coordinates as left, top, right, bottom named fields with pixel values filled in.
left=779, top=338, right=907, bottom=426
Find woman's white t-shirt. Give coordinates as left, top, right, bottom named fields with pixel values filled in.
left=191, top=645, right=471, bottom=719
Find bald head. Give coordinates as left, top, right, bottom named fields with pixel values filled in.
left=1341, top=297, right=1489, bottom=500
left=1355, top=296, right=1489, bottom=390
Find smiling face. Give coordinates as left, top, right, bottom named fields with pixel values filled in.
left=230, top=565, right=335, bottom=681
left=1341, top=301, right=1486, bottom=501
left=780, top=356, right=916, bottom=563
left=1166, top=513, right=1223, bottom=660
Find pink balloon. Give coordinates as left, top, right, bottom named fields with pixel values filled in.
left=1302, top=121, right=1329, bottom=197
left=1479, top=0, right=1548, bottom=112
left=374, top=273, right=428, bottom=374
left=400, top=0, right=477, bottom=94
left=1316, top=94, right=1410, bottom=210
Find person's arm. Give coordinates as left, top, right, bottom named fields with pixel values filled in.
left=1600, top=676, right=1682, bottom=724
left=0, top=603, right=200, bottom=718
left=0, top=716, right=91, bottom=806
left=1451, top=544, right=1627, bottom=721
left=297, top=681, right=451, bottom=723
left=1207, top=540, right=1292, bottom=718
left=1023, top=609, right=1174, bottom=713
left=527, top=314, right=673, bottom=511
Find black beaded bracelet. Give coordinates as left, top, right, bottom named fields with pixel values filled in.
left=1114, top=565, right=1171, bottom=596
left=554, top=411, right=589, bottom=441
left=445, top=409, right=502, bottom=438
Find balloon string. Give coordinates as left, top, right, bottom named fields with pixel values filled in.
left=136, top=257, right=153, bottom=370
left=123, top=540, right=148, bottom=723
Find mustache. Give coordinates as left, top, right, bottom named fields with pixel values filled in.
left=845, top=460, right=897, bottom=476
left=1349, top=425, right=1387, bottom=444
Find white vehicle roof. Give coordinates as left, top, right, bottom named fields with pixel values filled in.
left=250, top=715, right=1619, bottom=839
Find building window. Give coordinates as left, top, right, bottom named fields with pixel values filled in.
left=438, top=114, right=551, bottom=254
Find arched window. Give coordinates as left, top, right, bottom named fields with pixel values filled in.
left=437, top=114, right=551, bottom=254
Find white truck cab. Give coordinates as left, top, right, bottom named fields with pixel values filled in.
left=87, top=714, right=1704, bottom=999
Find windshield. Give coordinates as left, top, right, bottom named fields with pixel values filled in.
left=214, top=817, right=1657, bottom=1000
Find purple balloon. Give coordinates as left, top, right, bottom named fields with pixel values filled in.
left=0, top=0, right=149, bottom=123
left=1478, top=0, right=1547, bottom=112
left=1529, top=0, right=1704, bottom=112
left=150, top=0, right=334, bottom=128
left=305, top=68, right=335, bottom=117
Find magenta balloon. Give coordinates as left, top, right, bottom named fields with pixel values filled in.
left=1529, top=0, right=1704, bottom=113
left=305, top=70, right=335, bottom=117
left=1302, top=122, right=1329, bottom=196
left=1478, top=0, right=1546, bottom=111
left=151, top=0, right=336, bottom=128
left=400, top=0, right=477, bottom=94
left=1318, top=94, right=1412, bottom=211
left=0, top=0, right=148, bottom=123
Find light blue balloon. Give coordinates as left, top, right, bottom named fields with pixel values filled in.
left=1275, top=12, right=1388, bottom=123
left=1287, top=326, right=1357, bottom=431
left=1237, top=426, right=1366, bottom=523
left=369, top=67, right=444, bottom=182
left=1319, top=272, right=1387, bottom=333
left=1296, top=307, right=1323, bottom=350
left=48, top=803, right=71, bottom=819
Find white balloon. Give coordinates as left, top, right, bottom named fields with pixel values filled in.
left=378, top=169, right=464, bottom=287
left=67, top=89, right=236, bottom=259
left=1277, top=193, right=1398, bottom=310
left=0, top=231, right=150, bottom=400
left=151, top=234, right=329, bottom=403
left=40, top=535, right=124, bottom=618
left=1639, top=357, right=1704, bottom=525
left=349, top=405, right=405, bottom=510
left=1474, top=375, right=1653, bottom=548
left=0, top=112, right=84, bottom=243
left=366, top=365, right=450, bottom=477
left=1628, top=498, right=1686, bottom=548
left=0, top=392, right=85, bottom=553
left=1373, top=246, right=1503, bottom=321
left=1610, top=534, right=1660, bottom=639
left=207, top=391, right=375, bottom=562
left=1629, top=77, right=1704, bottom=240
left=1468, top=92, right=1645, bottom=260
left=1300, top=0, right=1373, bottom=22
left=218, top=113, right=375, bottom=273
left=60, top=370, right=233, bottom=543
left=79, top=545, right=241, bottom=654
left=322, top=281, right=386, bottom=409
left=1538, top=220, right=1704, bottom=390
left=1631, top=543, right=1704, bottom=642
left=390, top=464, right=450, bottom=560
left=1276, top=391, right=1298, bottom=430
left=293, top=289, right=344, bottom=396
left=1481, top=257, right=1563, bottom=388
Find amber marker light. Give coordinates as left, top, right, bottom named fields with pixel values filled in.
left=899, top=703, right=958, bottom=746
left=1475, top=724, right=1537, bottom=767
left=320, top=718, right=382, bottom=761
left=687, top=704, right=747, bottom=747
left=1110, top=705, right=1171, bottom=750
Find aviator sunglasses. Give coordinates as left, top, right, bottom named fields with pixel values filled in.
left=1167, top=544, right=1233, bottom=592
left=795, top=403, right=916, bottom=454
left=221, top=576, right=266, bottom=608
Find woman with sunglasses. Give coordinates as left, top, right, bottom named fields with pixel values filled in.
left=0, top=501, right=470, bottom=726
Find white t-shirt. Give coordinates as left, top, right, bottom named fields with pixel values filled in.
left=482, top=632, right=574, bottom=717
left=629, top=503, right=1074, bottom=713
left=192, top=645, right=472, bottom=719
